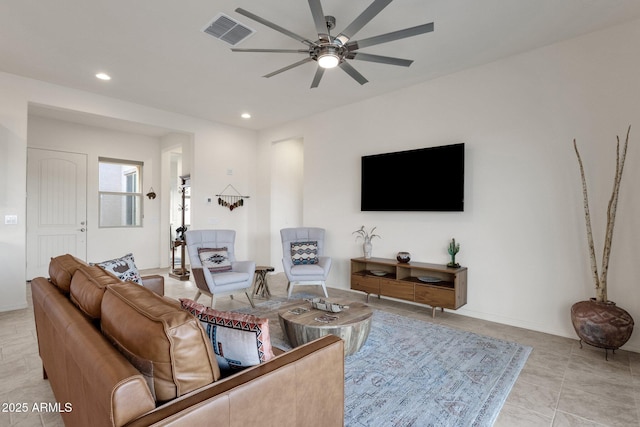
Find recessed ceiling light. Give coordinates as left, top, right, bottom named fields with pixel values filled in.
left=95, top=73, right=111, bottom=81
left=241, top=113, right=251, bottom=119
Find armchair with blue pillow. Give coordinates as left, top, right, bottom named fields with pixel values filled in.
left=280, top=227, right=332, bottom=298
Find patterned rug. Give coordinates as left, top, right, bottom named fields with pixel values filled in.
left=234, top=298, right=531, bottom=427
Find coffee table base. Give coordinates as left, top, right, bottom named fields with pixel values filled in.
left=278, top=301, right=372, bottom=356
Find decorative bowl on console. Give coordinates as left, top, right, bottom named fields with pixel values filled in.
left=396, top=252, right=411, bottom=263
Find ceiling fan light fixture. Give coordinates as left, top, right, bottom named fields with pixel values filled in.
left=232, top=2, right=435, bottom=87
left=318, top=53, right=339, bottom=68
left=317, top=46, right=340, bottom=68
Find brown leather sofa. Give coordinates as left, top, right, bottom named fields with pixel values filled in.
left=31, top=255, right=344, bottom=427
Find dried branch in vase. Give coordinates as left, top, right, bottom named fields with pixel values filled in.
left=573, top=125, right=631, bottom=302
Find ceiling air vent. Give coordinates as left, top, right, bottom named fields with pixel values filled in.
left=202, top=13, right=255, bottom=46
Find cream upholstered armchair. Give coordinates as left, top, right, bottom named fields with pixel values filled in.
left=281, top=227, right=331, bottom=298
left=185, top=229, right=255, bottom=307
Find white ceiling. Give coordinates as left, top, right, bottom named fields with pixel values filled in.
left=3, top=0, right=640, bottom=131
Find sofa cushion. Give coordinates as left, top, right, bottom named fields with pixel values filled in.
left=206, top=271, right=251, bottom=286
left=70, top=265, right=121, bottom=320
left=291, top=241, right=319, bottom=265
left=93, top=253, right=143, bottom=285
left=101, top=283, right=220, bottom=403
left=198, top=247, right=232, bottom=273
left=180, top=299, right=275, bottom=371
left=48, top=254, right=86, bottom=293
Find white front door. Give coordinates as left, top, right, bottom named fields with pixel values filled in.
left=26, top=148, right=87, bottom=279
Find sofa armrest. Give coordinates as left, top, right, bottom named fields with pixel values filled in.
left=141, top=275, right=164, bottom=296
left=124, top=335, right=344, bottom=427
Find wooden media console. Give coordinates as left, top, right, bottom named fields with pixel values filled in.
left=350, top=257, right=467, bottom=317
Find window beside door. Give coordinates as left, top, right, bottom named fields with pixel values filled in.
left=98, top=157, right=143, bottom=227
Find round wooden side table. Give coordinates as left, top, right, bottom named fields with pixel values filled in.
left=253, top=266, right=274, bottom=298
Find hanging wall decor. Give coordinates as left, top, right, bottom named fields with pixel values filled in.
left=216, top=184, right=250, bottom=211
left=146, top=187, right=157, bottom=199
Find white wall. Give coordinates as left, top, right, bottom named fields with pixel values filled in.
left=0, top=80, right=28, bottom=311
left=188, top=124, right=258, bottom=262
left=27, top=116, right=164, bottom=268
left=258, top=19, right=640, bottom=350
left=270, top=138, right=304, bottom=268
left=0, top=72, right=258, bottom=312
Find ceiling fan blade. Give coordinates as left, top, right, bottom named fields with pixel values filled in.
left=346, top=22, right=434, bottom=50
left=308, top=0, right=329, bottom=41
left=263, top=57, right=314, bottom=78
left=347, top=52, right=413, bottom=67
left=310, top=67, right=325, bottom=88
left=339, top=61, right=368, bottom=85
left=235, top=8, right=317, bottom=47
left=335, top=0, right=393, bottom=45
left=232, top=48, right=309, bottom=53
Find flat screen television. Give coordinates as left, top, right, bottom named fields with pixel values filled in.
left=360, top=143, right=465, bottom=212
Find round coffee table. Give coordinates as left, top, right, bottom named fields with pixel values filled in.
left=278, top=299, right=373, bottom=356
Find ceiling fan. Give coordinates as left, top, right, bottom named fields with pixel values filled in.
left=231, top=0, right=434, bottom=88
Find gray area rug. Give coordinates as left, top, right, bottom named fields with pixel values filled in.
left=234, top=298, right=531, bottom=426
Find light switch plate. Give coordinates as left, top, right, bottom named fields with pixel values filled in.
left=4, top=215, right=18, bottom=225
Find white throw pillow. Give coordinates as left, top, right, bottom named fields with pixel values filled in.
left=198, top=247, right=232, bottom=273
left=93, top=253, right=142, bottom=285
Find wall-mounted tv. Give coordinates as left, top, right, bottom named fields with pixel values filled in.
left=360, top=143, right=465, bottom=212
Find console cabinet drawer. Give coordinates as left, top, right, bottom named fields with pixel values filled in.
left=380, top=279, right=414, bottom=300
left=415, top=285, right=455, bottom=309
left=351, top=275, right=379, bottom=294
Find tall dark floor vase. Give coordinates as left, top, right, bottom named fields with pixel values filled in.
left=571, top=299, right=634, bottom=360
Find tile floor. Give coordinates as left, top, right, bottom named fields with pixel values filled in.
left=1, top=270, right=639, bottom=426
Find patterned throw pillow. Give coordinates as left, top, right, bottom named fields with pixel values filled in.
left=94, top=253, right=142, bottom=285
left=198, top=247, right=232, bottom=273
left=180, top=299, right=274, bottom=371
left=291, top=241, right=319, bottom=265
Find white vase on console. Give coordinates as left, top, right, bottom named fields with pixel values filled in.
left=363, top=238, right=372, bottom=259
left=352, top=225, right=380, bottom=260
